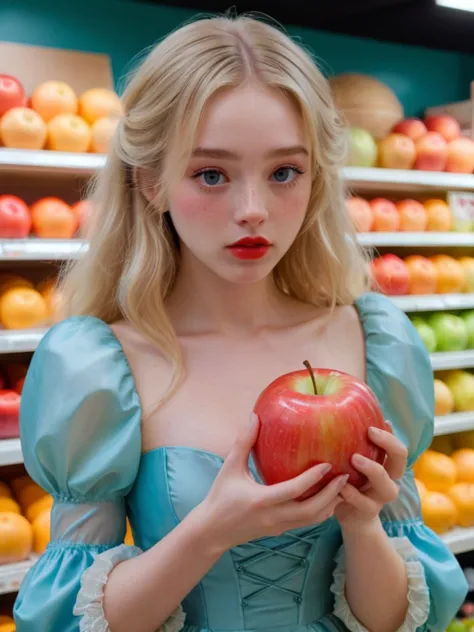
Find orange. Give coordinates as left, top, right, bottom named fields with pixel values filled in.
left=32, top=509, right=50, bottom=554
left=448, top=483, right=474, bottom=527
left=429, top=255, right=465, bottom=294
left=413, top=449, right=457, bottom=492
left=404, top=255, right=437, bottom=295
left=47, top=114, right=91, bottom=153
left=26, top=494, right=53, bottom=523
left=0, top=623, right=15, bottom=632
left=0, top=481, right=12, bottom=499
left=0, top=107, right=47, bottom=150
left=90, top=115, right=119, bottom=154
left=31, top=80, right=78, bottom=123
left=0, top=512, right=33, bottom=563
left=452, top=449, right=474, bottom=483
left=434, top=379, right=455, bottom=416
left=0, top=287, right=48, bottom=330
left=0, top=618, right=13, bottom=625
left=37, top=279, right=63, bottom=324
left=423, top=199, right=452, bottom=232
left=79, top=88, right=123, bottom=125
left=0, top=498, right=20, bottom=515
left=0, top=274, right=33, bottom=296
left=459, top=257, right=474, bottom=293
left=414, top=478, right=428, bottom=500
left=10, top=475, right=32, bottom=497
left=124, top=519, right=134, bottom=546
left=421, top=490, right=457, bottom=534
left=31, top=197, right=76, bottom=239
left=17, top=483, right=47, bottom=510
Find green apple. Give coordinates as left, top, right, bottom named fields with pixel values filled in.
left=347, top=128, right=378, bottom=167
left=445, top=370, right=474, bottom=412
left=462, top=310, right=474, bottom=349
left=411, top=316, right=437, bottom=353
left=428, top=312, right=468, bottom=352
left=446, top=621, right=467, bottom=632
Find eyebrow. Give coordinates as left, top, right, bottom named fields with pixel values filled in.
left=192, top=145, right=309, bottom=160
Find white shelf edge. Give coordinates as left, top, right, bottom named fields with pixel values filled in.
left=344, top=166, right=474, bottom=192
left=0, top=329, right=48, bottom=354
left=430, top=350, right=474, bottom=370
left=0, top=558, right=35, bottom=595
left=0, top=439, right=22, bottom=465
left=0, top=148, right=105, bottom=175
left=442, top=528, right=474, bottom=555
left=357, top=232, right=474, bottom=248
left=390, top=294, right=474, bottom=312
left=434, top=412, right=474, bottom=436
left=0, top=239, right=88, bottom=261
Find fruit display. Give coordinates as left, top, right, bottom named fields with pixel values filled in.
left=371, top=254, right=473, bottom=296
left=252, top=361, right=388, bottom=499
left=0, top=194, right=90, bottom=239
left=432, top=371, right=474, bottom=415
left=0, top=76, right=122, bottom=154
left=0, top=362, right=27, bottom=440
left=0, top=273, right=62, bottom=330
left=411, top=313, right=474, bottom=353
left=345, top=195, right=472, bottom=233
left=346, top=112, right=474, bottom=173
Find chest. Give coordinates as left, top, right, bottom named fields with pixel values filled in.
left=116, top=310, right=366, bottom=457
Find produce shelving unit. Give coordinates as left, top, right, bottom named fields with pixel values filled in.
left=1, top=149, right=474, bottom=593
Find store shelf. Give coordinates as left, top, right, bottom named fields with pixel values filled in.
left=431, top=350, right=474, bottom=371
left=357, top=232, right=474, bottom=248
left=434, top=413, right=474, bottom=436
left=390, top=294, right=474, bottom=312
left=0, top=329, right=47, bottom=354
left=0, top=239, right=88, bottom=261
left=0, top=559, right=35, bottom=595
left=0, top=148, right=105, bottom=176
left=0, top=439, right=22, bottom=466
left=343, top=166, right=474, bottom=194
left=442, top=528, right=474, bottom=555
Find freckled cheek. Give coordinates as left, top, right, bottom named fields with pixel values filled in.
left=169, top=186, right=227, bottom=225
left=272, top=189, right=311, bottom=223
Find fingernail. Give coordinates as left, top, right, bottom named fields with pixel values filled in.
left=320, top=463, right=332, bottom=475
left=352, top=454, right=367, bottom=466
left=338, top=474, right=349, bottom=488
left=369, top=427, right=382, bottom=435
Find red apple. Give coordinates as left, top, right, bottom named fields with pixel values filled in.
left=252, top=363, right=387, bottom=499
left=392, top=118, right=427, bottom=141
left=370, top=198, right=400, bottom=232
left=0, top=74, right=26, bottom=117
left=371, top=253, right=410, bottom=295
left=415, top=132, right=448, bottom=171
left=425, top=115, right=461, bottom=142
left=378, top=133, right=416, bottom=170
left=446, top=138, right=474, bottom=174
left=345, top=197, right=374, bottom=232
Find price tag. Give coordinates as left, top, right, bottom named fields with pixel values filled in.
left=448, top=191, right=474, bottom=231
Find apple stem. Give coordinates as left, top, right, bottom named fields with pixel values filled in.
left=303, top=360, right=318, bottom=395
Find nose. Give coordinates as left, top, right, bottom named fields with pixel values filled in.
left=233, top=184, right=268, bottom=227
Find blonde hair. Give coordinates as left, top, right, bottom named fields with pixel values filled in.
left=61, top=13, right=369, bottom=399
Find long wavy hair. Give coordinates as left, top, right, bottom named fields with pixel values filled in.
left=60, top=13, right=370, bottom=401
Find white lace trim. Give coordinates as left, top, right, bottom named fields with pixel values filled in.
left=73, top=544, right=186, bottom=632
left=330, top=536, right=430, bottom=632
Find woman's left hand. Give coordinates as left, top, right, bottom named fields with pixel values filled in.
left=334, top=425, right=408, bottom=533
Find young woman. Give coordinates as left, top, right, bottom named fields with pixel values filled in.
left=15, top=14, right=466, bottom=632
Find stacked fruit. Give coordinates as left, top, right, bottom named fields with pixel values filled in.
left=410, top=311, right=474, bottom=354
left=0, top=615, right=15, bottom=631
left=447, top=602, right=474, bottom=631
left=0, top=274, right=62, bottom=330
left=372, top=254, right=474, bottom=296
left=348, top=114, right=474, bottom=173
left=0, top=363, right=26, bottom=440
left=346, top=197, right=463, bottom=233
left=0, top=194, right=90, bottom=239
left=433, top=371, right=474, bottom=417
left=0, top=74, right=122, bottom=154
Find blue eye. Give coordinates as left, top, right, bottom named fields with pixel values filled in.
left=272, top=167, right=300, bottom=184
left=195, top=169, right=226, bottom=186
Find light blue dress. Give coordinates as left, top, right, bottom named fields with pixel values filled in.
left=14, top=293, right=468, bottom=631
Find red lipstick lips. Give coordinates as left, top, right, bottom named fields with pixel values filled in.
left=227, top=236, right=271, bottom=260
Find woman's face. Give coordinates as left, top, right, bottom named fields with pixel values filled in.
left=168, top=82, right=312, bottom=284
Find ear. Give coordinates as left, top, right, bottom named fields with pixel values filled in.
left=134, top=167, right=159, bottom=204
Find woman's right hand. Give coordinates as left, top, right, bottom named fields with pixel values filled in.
left=196, top=413, right=348, bottom=552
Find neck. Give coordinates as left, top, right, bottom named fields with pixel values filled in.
left=166, top=249, right=288, bottom=337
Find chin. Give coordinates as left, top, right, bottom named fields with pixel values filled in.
left=212, top=260, right=276, bottom=285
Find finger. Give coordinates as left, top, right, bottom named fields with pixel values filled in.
left=352, top=454, right=399, bottom=504
left=339, top=483, right=378, bottom=513
left=295, top=474, right=349, bottom=515
left=368, top=426, right=408, bottom=480
left=226, top=412, right=260, bottom=470
left=265, top=463, right=334, bottom=503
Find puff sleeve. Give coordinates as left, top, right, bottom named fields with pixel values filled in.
left=330, top=293, right=468, bottom=632
left=13, top=317, right=184, bottom=631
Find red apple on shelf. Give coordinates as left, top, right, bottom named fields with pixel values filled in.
left=371, top=254, right=410, bottom=295
left=0, top=195, right=32, bottom=239
left=425, top=114, right=461, bottom=142
left=396, top=199, right=428, bottom=232
left=0, top=74, right=26, bottom=117
left=392, top=118, right=427, bottom=142
left=415, top=132, right=448, bottom=171
left=370, top=198, right=400, bottom=232
left=445, top=138, right=474, bottom=174
left=345, top=197, right=374, bottom=233
left=378, top=133, right=416, bottom=170
left=252, top=362, right=387, bottom=499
